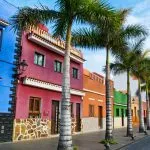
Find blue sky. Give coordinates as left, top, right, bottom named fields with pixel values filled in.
left=6, top=0, right=150, bottom=97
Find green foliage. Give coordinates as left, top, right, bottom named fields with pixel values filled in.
left=110, top=38, right=146, bottom=76
left=100, top=139, right=118, bottom=145
left=73, top=146, right=78, bottom=150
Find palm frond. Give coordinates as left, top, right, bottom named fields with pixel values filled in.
left=110, top=62, right=126, bottom=75
left=11, top=6, right=59, bottom=31
left=72, top=27, right=104, bottom=49
left=121, top=24, right=148, bottom=39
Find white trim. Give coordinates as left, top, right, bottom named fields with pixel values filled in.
left=23, top=77, right=85, bottom=96
left=83, top=88, right=105, bottom=96
left=89, top=98, right=95, bottom=101
left=28, top=34, right=84, bottom=63
left=98, top=99, right=103, bottom=102
left=114, top=103, right=127, bottom=106
left=0, top=20, right=9, bottom=26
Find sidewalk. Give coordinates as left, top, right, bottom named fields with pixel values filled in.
left=0, top=127, right=149, bottom=150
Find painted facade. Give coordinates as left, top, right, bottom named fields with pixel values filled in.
left=113, top=90, right=127, bottom=128
left=82, top=69, right=114, bottom=132
left=131, top=97, right=147, bottom=126
left=14, top=25, right=84, bottom=141
left=0, top=1, right=17, bottom=142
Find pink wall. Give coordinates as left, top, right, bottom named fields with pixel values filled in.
left=16, top=30, right=83, bottom=119
left=16, top=84, right=82, bottom=119
left=21, top=32, right=83, bottom=90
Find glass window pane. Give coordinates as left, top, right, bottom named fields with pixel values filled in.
left=73, top=68, right=78, bottom=79
left=38, top=55, right=44, bottom=66
left=54, top=61, right=62, bottom=72
left=34, top=52, right=44, bottom=66
left=34, top=53, right=38, bottom=64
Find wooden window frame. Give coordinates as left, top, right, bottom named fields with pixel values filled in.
left=29, top=97, right=41, bottom=118
left=89, top=104, right=94, bottom=117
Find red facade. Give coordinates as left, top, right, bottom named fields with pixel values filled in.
left=15, top=25, right=84, bottom=123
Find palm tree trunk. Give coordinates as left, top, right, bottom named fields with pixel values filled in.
left=146, top=83, right=150, bottom=130
left=57, top=22, right=73, bottom=150
left=138, top=79, right=145, bottom=133
left=105, top=46, right=113, bottom=140
left=126, top=70, right=133, bottom=136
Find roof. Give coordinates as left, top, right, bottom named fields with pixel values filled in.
left=0, top=18, right=9, bottom=26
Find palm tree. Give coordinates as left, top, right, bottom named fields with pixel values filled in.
left=110, top=38, right=146, bottom=136
left=11, top=0, right=117, bottom=149
left=132, top=52, right=150, bottom=132
left=72, top=12, right=147, bottom=140
left=141, top=68, right=150, bottom=130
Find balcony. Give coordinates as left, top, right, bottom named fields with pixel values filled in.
left=28, top=27, right=84, bottom=63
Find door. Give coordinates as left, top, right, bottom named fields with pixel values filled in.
left=51, top=100, right=59, bottom=134
left=98, top=106, right=103, bottom=128
left=75, top=103, right=81, bottom=132
left=134, top=107, right=137, bottom=122
left=121, top=109, right=124, bottom=126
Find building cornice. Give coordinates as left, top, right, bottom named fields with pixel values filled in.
left=23, top=77, right=85, bottom=96
left=0, top=19, right=9, bottom=26
left=83, top=88, right=105, bottom=96
left=114, top=103, right=127, bottom=106
left=27, top=27, right=85, bottom=63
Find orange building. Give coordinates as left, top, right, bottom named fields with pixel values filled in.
left=82, top=69, right=114, bottom=132
left=131, top=97, right=147, bottom=126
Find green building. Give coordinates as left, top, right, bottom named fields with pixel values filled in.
left=113, top=90, right=127, bottom=128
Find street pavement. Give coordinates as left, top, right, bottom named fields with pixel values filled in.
left=121, top=136, right=150, bottom=150
left=0, top=127, right=149, bottom=150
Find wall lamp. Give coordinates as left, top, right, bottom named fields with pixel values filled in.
left=16, top=60, right=28, bottom=78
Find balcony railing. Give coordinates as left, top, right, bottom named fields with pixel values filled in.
left=28, top=26, right=83, bottom=58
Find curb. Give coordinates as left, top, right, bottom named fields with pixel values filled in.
left=114, top=135, right=150, bottom=150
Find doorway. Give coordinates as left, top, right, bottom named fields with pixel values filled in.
left=51, top=100, right=59, bottom=134
left=75, top=103, right=81, bottom=132
left=98, top=106, right=103, bottom=128
left=121, top=109, right=124, bottom=126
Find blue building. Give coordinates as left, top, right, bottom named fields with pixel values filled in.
left=0, top=0, right=18, bottom=142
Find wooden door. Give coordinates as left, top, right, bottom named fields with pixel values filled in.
left=121, top=109, right=124, bottom=126
left=75, top=103, right=81, bottom=132
left=51, top=100, right=59, bottom=134
left=98, top=106, right=103, bottom=128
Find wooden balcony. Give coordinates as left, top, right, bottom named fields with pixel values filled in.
left=28, top=26, right=84, bottom=62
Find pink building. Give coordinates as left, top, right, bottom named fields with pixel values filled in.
left=13, top=25, right=85, bottom=141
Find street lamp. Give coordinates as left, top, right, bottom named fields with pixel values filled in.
left=19, top=60, right=28, bottom=73
left=16, top=60, right=28, bottom=78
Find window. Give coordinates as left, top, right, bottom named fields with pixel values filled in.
left=29, top=97, right=41, bottom=118
left=72, top=68, right=78, bottom=79
left=116, top=108, right=119, bottom=117
left=89, top=105, right=94, bottom=117
left=54, top=60, right=62, bottom=73
left=0, top=29, right=2, bottom=49
left=34, top=52, right=45, bottom=66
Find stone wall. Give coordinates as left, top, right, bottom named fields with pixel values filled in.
left=13, top=118, right=82, bottom=141
left=13, top=119, right=51, bottom=141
